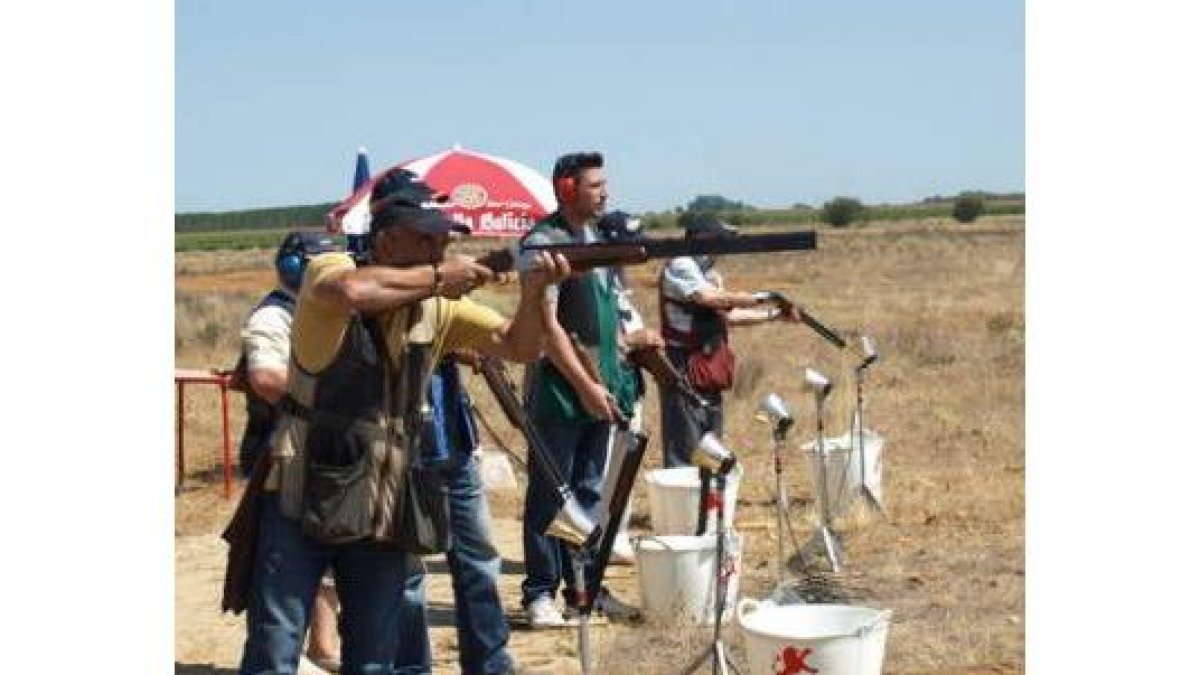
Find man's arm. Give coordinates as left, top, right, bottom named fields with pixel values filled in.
left=241, top=304, right=292, bottom=403
left=473, top=252, right=570, bottom=363
left=246, top=367, right=287, bottom=404
left=688, top=287, right=767, bottom=312
left=450, top=251, right=574, bottom=364
left=312, top=254, right=499, bottom=313
left=497, top=243, right=617, bottom=420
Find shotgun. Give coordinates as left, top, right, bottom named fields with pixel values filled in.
left=627, top=345, right=711, bottom=410
left=468, top=353, right=600, bottom=547
left=563, top=335, right=652, bottom=612
left=753, top=290, right=848, bottom=349
left=474, top=230, right=817, bottom=275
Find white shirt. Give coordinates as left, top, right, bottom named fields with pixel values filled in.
left=661, top=257, right=722, bottom=343
left=240, top=291, right=293, bottom=370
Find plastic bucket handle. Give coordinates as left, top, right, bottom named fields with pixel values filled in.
left=736, top=598, right=760, bottom=625
left=855, top=608, right=893, bottom=638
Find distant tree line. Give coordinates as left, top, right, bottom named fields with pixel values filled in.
left=176, top=203, right=336, bottom=233
left=177, top=191, right=1023, bottom=234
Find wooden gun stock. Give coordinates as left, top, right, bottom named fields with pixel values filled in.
left=627, top=346, right=710, bottom=409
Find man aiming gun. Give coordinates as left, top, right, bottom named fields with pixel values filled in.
left=658, top=213, right=804, bottom=472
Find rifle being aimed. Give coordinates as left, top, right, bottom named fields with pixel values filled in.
left=474, top=230, right=817, bottom=275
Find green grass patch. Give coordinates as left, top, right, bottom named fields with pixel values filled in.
left=176, top=229, right=298, bottom=252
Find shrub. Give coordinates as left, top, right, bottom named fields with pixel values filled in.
left=821, top=197, right=864, bottom=228
left=952, top=193, right=986, bottom=223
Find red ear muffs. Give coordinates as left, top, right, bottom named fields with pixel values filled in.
left=555, top=175, right=577, bottom=203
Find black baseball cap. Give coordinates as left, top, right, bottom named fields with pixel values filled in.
left=596, top=210, right=644, bottom=242
left=681, top=213, right=738, bottom=238
left=278, top=231, right=341, bottom=258
left=368, top=168, right=466, bottom=237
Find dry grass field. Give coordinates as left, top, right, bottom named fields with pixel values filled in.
left=175, top=215, right=1024, bottom=674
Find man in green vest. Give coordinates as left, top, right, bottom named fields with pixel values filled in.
left=517, top=152, right=642, bottom=628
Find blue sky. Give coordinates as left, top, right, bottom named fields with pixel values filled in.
left=176, top=0, right=1023, bottom=214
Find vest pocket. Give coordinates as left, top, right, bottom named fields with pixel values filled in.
left=301, top=449, right=374, bottom=544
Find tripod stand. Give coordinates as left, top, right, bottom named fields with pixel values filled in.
left=681, top=471, right=743, bottom=675
left=802, top=392, right=845, bottom=573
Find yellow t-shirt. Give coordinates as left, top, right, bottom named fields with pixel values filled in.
left=292, top=253, right=507, bottom=373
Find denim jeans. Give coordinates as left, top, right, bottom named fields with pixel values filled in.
left=659, top=346, right=724, bottom=469
left=394, top=454, right=513, bottom=675
left=520, top=419, right=612, bottom=606
left=238, top=494, right=415, bottom=675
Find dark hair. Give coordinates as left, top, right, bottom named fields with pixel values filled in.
left=552, top=152, right=604, bottom=184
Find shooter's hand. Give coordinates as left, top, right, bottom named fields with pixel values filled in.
left=437, top=254, right=500, bottom=298
left=624, top=328, right=665, bottom=351
left=520, top=252, right=572, bottom=293
left=777, top=302, right=804, bottom=323
left=579, top=380, right=618, bottom=422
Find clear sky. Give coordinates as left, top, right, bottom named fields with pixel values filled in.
left=176, top=0, right=1023, bottom=214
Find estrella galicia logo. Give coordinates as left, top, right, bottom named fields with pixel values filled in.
left=451, top=183, right=488, bottom=210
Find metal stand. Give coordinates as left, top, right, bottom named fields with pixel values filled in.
left=681, top=472, right=743, bottom=675
left=803, top=395, right=845, bottom=573
left=765, top=419, right=806, bottom=603
left=572, top=549, right=594, bottom=675
left=852, top=368, right=885, bottom=514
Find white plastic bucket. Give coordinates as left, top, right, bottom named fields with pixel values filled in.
left=644, top=465, right=742, bottom=535
left=737, top=599, right=891, bottom=675
left=633, top=532, right=742, bottom=625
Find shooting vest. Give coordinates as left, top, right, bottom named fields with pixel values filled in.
left=235, top=289, right=295, bottom=474
left=274, top=300, right=438, bottom=545
left=523, top=213, right=637, bottom=424
left=658, top=258, right=729, bottom=352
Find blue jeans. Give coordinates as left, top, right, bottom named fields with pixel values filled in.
left=395, top=455, right=514, bottom=675
left=238, top=494, right=415, bottom=675
left=520, top=419, right=611, bottom=606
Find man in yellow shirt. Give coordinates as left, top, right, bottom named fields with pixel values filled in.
left=237, top=168, right=569, bottom=675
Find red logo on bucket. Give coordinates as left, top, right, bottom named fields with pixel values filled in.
left=775, top=646, right=818, bottom=674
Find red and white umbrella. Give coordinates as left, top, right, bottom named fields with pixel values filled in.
left=327, top=146, right=555, bottom=238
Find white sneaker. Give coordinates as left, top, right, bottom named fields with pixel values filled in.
left=525, top=595, right=567, bottom=629
left=610, top=532, right=636, bottom=565
left=297, top=655, right=334, bottom=675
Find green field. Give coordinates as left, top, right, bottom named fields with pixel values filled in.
left=175, top=199, right=1024, bottom=251
left=175, top=229, right=316, bottom=252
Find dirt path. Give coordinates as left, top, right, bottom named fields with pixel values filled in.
left=175, top=509, right=646, bottom=674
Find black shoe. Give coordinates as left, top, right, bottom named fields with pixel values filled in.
left=592, top=587, right=642, bottom=623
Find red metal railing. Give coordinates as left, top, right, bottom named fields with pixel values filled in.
left=175, top=368, right=235, bottom=498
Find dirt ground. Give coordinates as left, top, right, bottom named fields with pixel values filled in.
left=176, top=505, right=646, bottom=675
left=175, top=217, right=1025, bottom=674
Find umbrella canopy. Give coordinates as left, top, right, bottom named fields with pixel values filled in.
left=327, top=146, right=555, bottom=238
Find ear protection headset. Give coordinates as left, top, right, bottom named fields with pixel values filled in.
left=275, top=232, right=339, bottom=291
left=554, top=174, right=578, bottom=203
